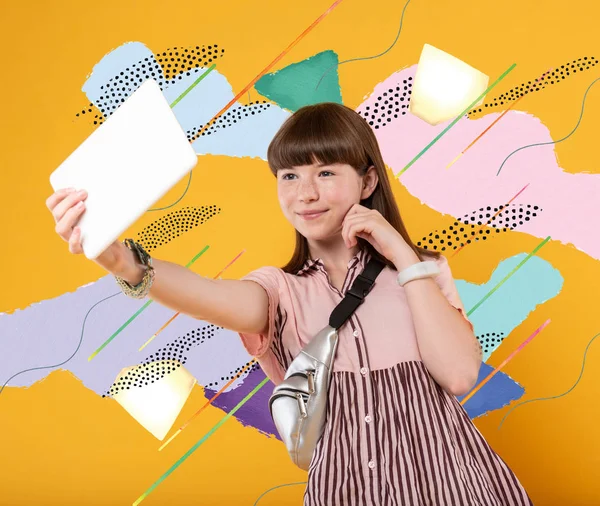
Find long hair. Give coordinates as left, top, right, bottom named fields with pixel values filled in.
left=266, top=102, right=440, bottom=274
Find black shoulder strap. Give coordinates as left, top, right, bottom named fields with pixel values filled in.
left=328, top=258, right=385, bottom=330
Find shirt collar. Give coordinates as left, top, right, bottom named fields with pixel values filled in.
left=295, top=247, right=371, bottom=276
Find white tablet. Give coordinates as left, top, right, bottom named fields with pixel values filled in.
left=50, top=78, right=198, bottom=259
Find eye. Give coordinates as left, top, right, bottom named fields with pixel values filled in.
left=280, top=172, right=296, bottom=180
left=319, top=171, right=334, bottom=177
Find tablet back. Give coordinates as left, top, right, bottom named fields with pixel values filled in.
left=50, top=79, right=197, bottom=259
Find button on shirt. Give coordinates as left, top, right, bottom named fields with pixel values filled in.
left=239, top=248, right=533, bottom=506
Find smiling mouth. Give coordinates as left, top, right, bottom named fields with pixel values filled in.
left=298, top=210, right=328, bottom=220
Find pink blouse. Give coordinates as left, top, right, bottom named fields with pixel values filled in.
left=238, top=248, right=532, bottom=506
left=239, top=248, right=472, bottom=385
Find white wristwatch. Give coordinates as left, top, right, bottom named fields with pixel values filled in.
left=396, top=260, right=441, bottom=286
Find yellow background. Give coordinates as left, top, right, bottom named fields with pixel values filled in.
left=1, top=0, right=600, bottom=504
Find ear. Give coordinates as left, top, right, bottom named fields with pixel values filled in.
left=360, top=165, right=378, bottom=200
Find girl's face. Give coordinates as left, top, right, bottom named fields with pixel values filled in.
left=277, top=162, right=376, bottom=241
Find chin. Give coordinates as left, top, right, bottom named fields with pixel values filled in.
left=297, top=225, right=340, bottom=242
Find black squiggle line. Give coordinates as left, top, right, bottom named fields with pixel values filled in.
left=497, top=77, right=600, bottom=176
left=0, top=292, right=122, bottom=397
left=498, top=331, right=600, bottom=429
left=314, top=0, right=412, bottom=91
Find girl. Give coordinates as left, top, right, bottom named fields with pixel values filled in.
left=47, top=102, right=532, bottom=505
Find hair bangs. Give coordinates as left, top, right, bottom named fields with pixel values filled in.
left=267, top=104, right=369, bottom=174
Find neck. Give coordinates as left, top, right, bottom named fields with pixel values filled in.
left=307, top=236, right=362, bottom=273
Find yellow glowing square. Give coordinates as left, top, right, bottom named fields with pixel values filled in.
left=409, top=44, right=489, bottom=125
left=112, top=360, right=197, bottom=440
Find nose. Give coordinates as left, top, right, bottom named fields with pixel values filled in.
left=297, top=177, right=319, bottom=203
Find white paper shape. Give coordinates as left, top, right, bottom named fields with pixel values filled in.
left=410, top=44, right=489, bottom=125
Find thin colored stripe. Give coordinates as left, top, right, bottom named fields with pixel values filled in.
left=461, top=319, right=550, bottom=405
left=89, top=245, right=210, bottom=360
left=169, top=64, right=216, bottom=108
left=158, top=359, right=257, bottom=450
left=395, top=63, right=517, bottom=177
left=451, top=183, right=530, bottom=258
left=466, top=236, right=551, bottom=316
left=445, top=65, right=554, bottom=169
left=133, top=377, right=269, bottom=505
left=189, top=0, right=346, bottom=144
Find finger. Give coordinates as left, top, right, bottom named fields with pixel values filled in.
left=345, top=204, right=368, bottom=218
left=342, top=214, right=369, bottom=247
left=52, top=190, right=87, bottom=224
left=68, top=226, right=84, bottom=254
left=341, top=214, right=356, bottom=247
left=55, top=200, right=86, bottom=241
left=349, top=218, right=375, bottom=247
left=46, top=188, right=76, bottom=212
left=345, top=221, right=363, bottom=248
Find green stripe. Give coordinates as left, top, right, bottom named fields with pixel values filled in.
left=169, top=64, right=216, bottom=108
left=133, top=378, right=270, bottom=506
left=88, top=245, right=210, bottom=361
left=395, top=63, right=517, bottom=177
left=466, top=236, right=551, bottom=316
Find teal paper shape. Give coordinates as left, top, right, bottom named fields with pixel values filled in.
left=255, top=50, right=342, bottom=111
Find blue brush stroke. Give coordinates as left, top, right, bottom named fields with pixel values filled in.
left=453, top=254, right=563, bottom=417
left=457, top=363, right=525, bottom=419
left=457, top=254, right=564, bottom=361
left=81, top=41, right=291, bottom=160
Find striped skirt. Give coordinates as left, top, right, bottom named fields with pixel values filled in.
left=304, top=361, right=533, bottom=506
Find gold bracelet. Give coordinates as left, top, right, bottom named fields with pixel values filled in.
left=114, top=239, right=155, bottom=299
left=115, top=266, right=155, bottom=299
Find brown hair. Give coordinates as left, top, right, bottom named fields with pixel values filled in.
left=267, top=102, right=439, bottom=274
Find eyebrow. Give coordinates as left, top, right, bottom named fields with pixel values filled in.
left=277, top=162, right=329, bottom=172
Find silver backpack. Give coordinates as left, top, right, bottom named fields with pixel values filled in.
left=268, top=258, right=385, bottom=470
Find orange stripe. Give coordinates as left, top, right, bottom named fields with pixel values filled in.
left=138, top=249, right=246, bottom=351
left=158, top=359, right=257, bottom=451
left=460, top=319, right=550, bottom=405
left=447, top=68, right=553, bottom=169
left=189, top=0, right=346, bottom=143
left=450, top=183, right=530, bottom=258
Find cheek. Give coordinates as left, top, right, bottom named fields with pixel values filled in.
left=322, top=184, right=358, bottom=209
left=277, top=188, right=294, bottom=217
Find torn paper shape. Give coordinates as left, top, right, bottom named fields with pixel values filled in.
left=112, top=360, right=196, bottom=440
left=409, top=44, right=489, bottom=125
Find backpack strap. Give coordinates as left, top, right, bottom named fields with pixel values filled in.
left=328, top=257, right=386, bottom=330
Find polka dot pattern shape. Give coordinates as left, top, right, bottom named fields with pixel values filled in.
left=104, top=324, right=220, bottom=397
left=478, top=332, right=506, bottom=356
left=137, top=206, right=221, bottom=252
left=468, top=57, right=598, bottom=116
left=417, top=204, right=541, bottom=251
left=186, top=102, right=272, bottom=140
left=204, top=360, right=260, bottom=389
left=76, top=44, right=225, bottom=125
left=358, top=78, right=413, bottom=129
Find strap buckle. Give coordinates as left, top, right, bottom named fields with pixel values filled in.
left=347, top=273, right=374, bottom=301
